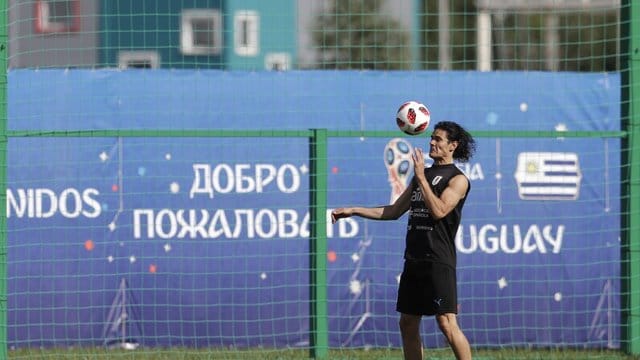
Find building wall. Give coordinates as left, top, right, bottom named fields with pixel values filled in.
left=225, top=0, right=296, bottom=70
left=8, top=0, right=409, bottom=70
left=9, top=0, right=99, bottom=69
left=100, top=0, right=224, bottom=69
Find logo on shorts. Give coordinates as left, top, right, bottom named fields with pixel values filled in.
left=433, top=298, right=444, bottom=307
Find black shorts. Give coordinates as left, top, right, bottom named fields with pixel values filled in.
left=396, top=260, right=458, bottom=316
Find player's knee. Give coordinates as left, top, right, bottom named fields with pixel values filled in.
left=436, top=315, right=456, bottom=339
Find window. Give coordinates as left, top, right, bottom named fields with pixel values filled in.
left=234, top=10, right=259, bottom=56
left=265, top=53, right=291, bottom=71
left=118, top=51, right=160, bottom=69
left=180, top=9, right=222, bottom=55
left=35, top=0, right=80, bottom=33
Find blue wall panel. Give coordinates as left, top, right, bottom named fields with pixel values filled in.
left=7, top=70, right=620, bottom=349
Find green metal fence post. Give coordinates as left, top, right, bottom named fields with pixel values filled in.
left=0, top=0, right=7, bottom=358
left=622, top=0, right=640, bottom=354
left=309, top=129, right=328, bottom=359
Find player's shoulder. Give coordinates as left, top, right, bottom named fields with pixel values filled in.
left=450, top=171, right=471, bottom=194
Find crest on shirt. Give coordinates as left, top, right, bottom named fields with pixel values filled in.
left=432, top=176, right=443, bottom=186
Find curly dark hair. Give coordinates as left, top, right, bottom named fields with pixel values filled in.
left=434, top=121, right=476, bottom=162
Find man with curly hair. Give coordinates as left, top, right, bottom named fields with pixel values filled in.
left=332, top=121, right=476, bottom=360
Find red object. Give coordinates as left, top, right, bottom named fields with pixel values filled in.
left=84, top=239, right=94, bottom=251
left=34, top=0, right=81, bottom=33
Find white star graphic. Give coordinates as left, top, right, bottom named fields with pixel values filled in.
left=498, top=277, right=508, bottom=289
left=555, top=123, right=568, bottom=132
left=349, top=280, right=362, bottom=295
left=99, top=151, right=109, bottom=162
left=554, top=292, right=563, bottom=302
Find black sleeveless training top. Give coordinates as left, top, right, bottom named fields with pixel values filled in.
left=404, top=163, right=469, bottom=268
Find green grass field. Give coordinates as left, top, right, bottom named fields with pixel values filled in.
left=7, top=348, right=640, bottom=360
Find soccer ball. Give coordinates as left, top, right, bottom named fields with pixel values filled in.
left=396, top=101, right=431, bottom=135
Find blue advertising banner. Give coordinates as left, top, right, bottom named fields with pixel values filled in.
left=7, top=70, right=620, bottom=349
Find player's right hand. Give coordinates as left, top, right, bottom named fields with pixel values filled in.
left=331, top=208, right=351, bottom=224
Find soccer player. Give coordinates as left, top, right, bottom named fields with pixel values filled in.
left=331, top=121, right=476, bottom=360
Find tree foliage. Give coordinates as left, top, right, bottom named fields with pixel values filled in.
left=312, top=0, right=618, bottom=72
left=421, top=0, right=618, bottom=72
left=312, top=0, right=411, bottom=70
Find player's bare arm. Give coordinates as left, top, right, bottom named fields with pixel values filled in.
left=415, top=174, right=468, bottom=220
left=331, top=183, right=412, bottom=224
left=410, top=146, right=468, bottom=220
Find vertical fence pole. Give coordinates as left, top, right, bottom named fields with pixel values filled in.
left=0, top=0, right=7, bottom=357
left=309, top=129, right=328, bottom=359
left=622, top=0, right=640, bottom=354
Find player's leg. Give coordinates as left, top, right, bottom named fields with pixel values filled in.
left=435, top=313, right=471, bottom=360
left=399, top=313, right=423, bottom=360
